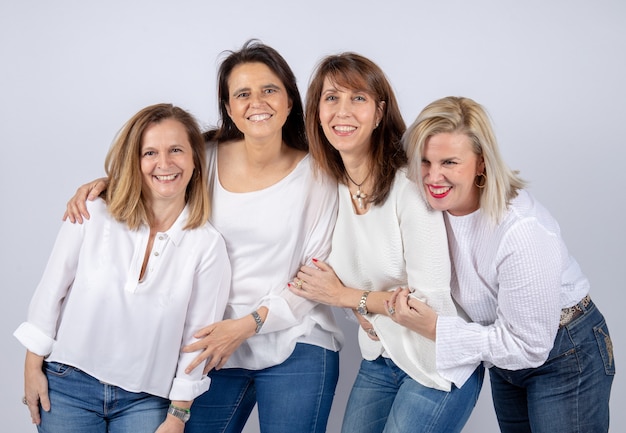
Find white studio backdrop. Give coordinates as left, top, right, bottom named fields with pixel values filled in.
left=1, top=1, right=624, bottom=432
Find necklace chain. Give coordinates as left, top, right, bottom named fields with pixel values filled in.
left=346, top=170, right=371, bottom=210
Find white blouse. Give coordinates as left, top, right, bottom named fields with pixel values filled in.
left=14, top=199, right=232, bottom=400
left=329, top=169, right=458, bottom=391
left=436, top=189, right=590, bottom=387
left=207, top=145, right=344, bottom=370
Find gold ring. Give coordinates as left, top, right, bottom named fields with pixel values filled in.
left=294, top=279, right=303, bottom=289
left=22, top=396, right=28, bottom=405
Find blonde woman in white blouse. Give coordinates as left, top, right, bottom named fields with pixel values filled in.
left=15, top=104, right=231, bottom=433
left=399, top=96, right=615, bottom=433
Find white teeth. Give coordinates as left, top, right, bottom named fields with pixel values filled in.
left=248, top=113, right=271, bottom=122
left=334, top=125, right=356, bottom=132
left=155, top=174, right=178, bottom=181
left=430, top=186, right=451, bottom=194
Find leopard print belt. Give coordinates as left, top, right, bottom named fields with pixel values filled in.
left=559, top=294, right=591, bottom=328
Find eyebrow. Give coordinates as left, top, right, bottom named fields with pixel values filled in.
left=231, top=83, right=281, bottom=97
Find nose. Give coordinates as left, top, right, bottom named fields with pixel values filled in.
left=157, top=152, right=172, bottom=169
left=425, top=164, right=444, bottom=183
left=250, top=91, right=264, bottom=107
left=336, top=97, right=351, bottom=117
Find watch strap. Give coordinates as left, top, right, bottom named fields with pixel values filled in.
left=251, top=310, right=263, bottom=333
left=168, top=404, right=190, bottom=423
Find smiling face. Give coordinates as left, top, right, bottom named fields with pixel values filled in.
left=225, top=62, right=292, bottom=142
left=421, top=132, right=484, bottom=216
left=318, top=76, right=383, bottom=156
left=140, top=118, right=195, bottom=206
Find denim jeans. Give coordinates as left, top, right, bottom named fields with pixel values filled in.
left=185, top=343, right=339, bottom=433
left=38, top=362, right=168, bottom=433
left=489, top=299, right=615, bottom=433
left=341, top=356, right=484, bottom=433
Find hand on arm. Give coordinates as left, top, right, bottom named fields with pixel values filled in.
left=353, top=310, right=379, bottom=341
left=385, top=288, right=438, bottom=340
left=24, top=351, right=50, bottom=425
left=62, top=177, right=108, bottom=223
left=183, top=307, right=267, bottom=375
left=290, top=259, right=391, bottom=313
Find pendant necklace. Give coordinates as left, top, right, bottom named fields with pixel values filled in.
left=346, top=170, right=371, bottom=209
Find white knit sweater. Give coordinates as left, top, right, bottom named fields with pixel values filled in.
left=330, top=169, right=458, bottom=391
left=436, top=189, right=590, bottom=386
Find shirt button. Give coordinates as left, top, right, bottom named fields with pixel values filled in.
left=159, top=235, right=165, bottom=240
left=154, top=252, right=160, bottom=256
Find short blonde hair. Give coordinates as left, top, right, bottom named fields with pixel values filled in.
left=403, top=96, right=525, bottom=223
left=105, top=103, right=209, bottom=230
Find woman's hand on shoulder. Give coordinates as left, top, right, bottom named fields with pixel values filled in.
left=385, top=288, right=438, bottom=340
left=62, top=177, right=109, bottom=223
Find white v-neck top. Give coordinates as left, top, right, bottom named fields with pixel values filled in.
left=14, top=199, right=232, bottom=400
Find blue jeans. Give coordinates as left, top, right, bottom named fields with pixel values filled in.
left=38, top=362, right=168, bottom=433
left=186, top=343, right=339, bottom=433
left=341, top=356, right=484, bottom=433
left=489, top=299, right=615, bottom=433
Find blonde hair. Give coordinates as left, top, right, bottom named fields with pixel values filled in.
left=104, top=103, right=209, bottom=230
left=403, top=96, right=525, bottom=223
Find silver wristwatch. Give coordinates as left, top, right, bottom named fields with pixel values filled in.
left=356, top=291, right=371, bottom=315
left=251, top=310, right=263, bottom=333
left=168, top=404, right=191, bottom=423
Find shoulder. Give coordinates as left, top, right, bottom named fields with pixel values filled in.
left=505, top=190, right=561, bottom=234
left=391, top=168, right=429, bottom=209
left=84, top=198, right=110, bottom=222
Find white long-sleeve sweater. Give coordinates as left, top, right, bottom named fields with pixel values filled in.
left=436, top=189, right=590, bottom=386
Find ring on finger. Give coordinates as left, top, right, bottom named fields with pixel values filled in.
left=294, top=278, right=303, bottom=289
left=22, top=396, right=28, bottom=405
left=367, top=328, right=377, bottom=337
left=388, top=306, right=396, bottom=315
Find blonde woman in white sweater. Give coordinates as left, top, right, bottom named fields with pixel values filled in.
left=400, top=96, right=614, bottom=433
left=289, top=54, right=484, bottom=433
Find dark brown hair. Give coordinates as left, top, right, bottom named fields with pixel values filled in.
left=204, top=39, right=307, bottom=151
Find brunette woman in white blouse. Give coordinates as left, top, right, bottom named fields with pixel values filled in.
left=63, top=41, right=342, bottom=433
left=398, top=96, right=614, bottom=432
left=289, top=54, right=483, bottom=433
left=15, top=104, right=231, bottom=433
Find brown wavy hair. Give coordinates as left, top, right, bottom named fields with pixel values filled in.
left=305, top=52, right=406, bottom=205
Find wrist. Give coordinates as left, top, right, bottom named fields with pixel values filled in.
left=168, top=403, right=191, bottom=424
left=356, top=290, right=371, bottom=315
left=250, top=311, right=263, bottom=334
